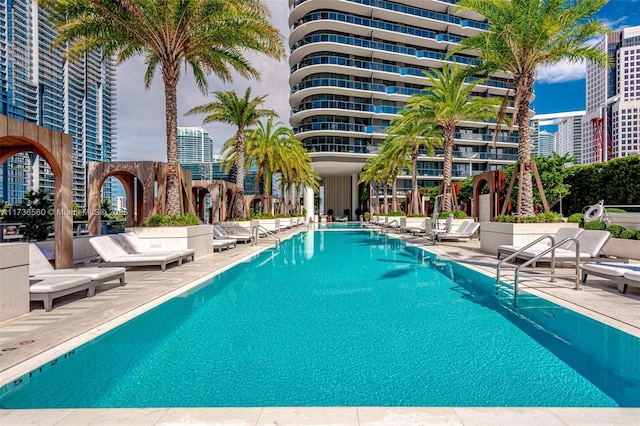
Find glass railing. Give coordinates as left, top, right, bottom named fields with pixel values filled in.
left=293, top=11, right=437, bottom=41
left=304, top=143, right=374, bottom=154
left=293, top=99, right=376, bottom=114
left=294, top=122, right=366, bottom=133
left=292, top=55, right=513, bottom=90
left=344, top=0, right=486, bottom=30
left=292, top=32, right=481, bottom=67
left=292, top=78, right=387, bottom=94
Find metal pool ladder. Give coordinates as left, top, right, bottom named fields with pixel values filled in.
left=251, top=224, right=280, bottom=247
left=496, top=235, right=581, bottom=307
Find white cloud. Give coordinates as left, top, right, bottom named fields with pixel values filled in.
left=115, top=0, right=291, bottom=161
left=536, top=59, right=587, bottom=84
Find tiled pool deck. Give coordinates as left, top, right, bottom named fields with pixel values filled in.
left=1, top=226, right=639, bottom=425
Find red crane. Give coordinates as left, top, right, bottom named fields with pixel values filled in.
left=591, top=117, right=604, bottom=162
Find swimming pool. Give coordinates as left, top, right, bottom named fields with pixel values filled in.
left=1, top=230, right=639, bottom=408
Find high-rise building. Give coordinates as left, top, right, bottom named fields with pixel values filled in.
left=0, top=0, right=116, bottom=207
left=530, top=111, right=585, bottom=162
left=177, top=127, right=215, bottom=163
left=582, top=25, right=640, bottom=164
left=288, top=0, right=521, bottom=215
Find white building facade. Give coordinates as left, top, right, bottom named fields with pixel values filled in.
left=288, top=0, right=521, bottom=216
left=582, top=25, right=640, bottom=164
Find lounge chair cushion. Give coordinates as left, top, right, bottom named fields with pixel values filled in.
left=117, top=232, right=195, bottom=260
left=498, top=227, right=583, bottom=257
left=30, top=275, right=91, bottom=294
left=582, top=262, right=640, bottom=278
left=520, top=230, right=611, bottom=260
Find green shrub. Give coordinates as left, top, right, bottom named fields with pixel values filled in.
left=637, top=230, right=640, bottom=240
left=387, top=211, right=406, bottom=216
left=605, top=224, right=625, bottom=238
left=492, top=212, right=563, bottom=223
left=619, top=229, right=636, bottom=240
left=450, top=209, right=468, bottom=219
left=583, top=220, right=606, bottom=230
left=567, top=213, right=583, bottom=223
left=604, top=207, right=626, bottom=213
left=364, top=212, right=371, bottom=220
left=142, top=213, right=201, bottom=227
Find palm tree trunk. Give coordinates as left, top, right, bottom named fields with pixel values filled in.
left=391, top=178, right=398, bottom=212
left=517, top=73, right=535, bottom=217
left=374, top=182, right=380, bottom=214
left=411, top=144, right=420, bottom=215
left=163, top=76, right=181, bottom=216
left=383, top=181, right=389, bottom=214
left=442, top=127, right=455, bottom=212
left=234, top=129, right=246, bottom=218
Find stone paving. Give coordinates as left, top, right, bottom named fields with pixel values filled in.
left=1, top=225, right=639, bottom=425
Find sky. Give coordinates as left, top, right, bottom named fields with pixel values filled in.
left=114, top=0, right=640, bottom=162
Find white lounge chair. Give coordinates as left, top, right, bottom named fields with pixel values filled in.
left=212, top=239, right=231, bottom=252
left=581, top=262, right=640, bottom=293
left=516, top=230, right=612, bottom=266
left=623, top=270, right=640, bottom=294
left=90, top=235, right=182, bottom=271
left=117, top=232, right=195, bottom=264
left=214, top=224, right=251, bottom=244
left=30, top=275, right=93, bottom=312
left=29, top=244, right=125, bottom=291
left=497, top=227, right=583, bottom=259
left=435, top=221, right=480, bottom=242
left=401, top=219, right=429, bottom=234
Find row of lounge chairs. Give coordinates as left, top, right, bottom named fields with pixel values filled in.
left=28, top=221, right=304, bottom=311
left=374, top=217, right=480, bottom=243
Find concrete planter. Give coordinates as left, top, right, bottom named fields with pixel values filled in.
left=480, top=222, right=579, bottom=255
left=604, top=238, right=640, bottom=260
left=125, top=224, right=213, bottom=259
left=0, top=242, right=30, bottom=321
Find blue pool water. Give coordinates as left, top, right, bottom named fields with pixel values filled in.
left=1, top=230, right=639, bottom=408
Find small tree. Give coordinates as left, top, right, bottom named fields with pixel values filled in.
left=16, top=189, right=54, bottom=241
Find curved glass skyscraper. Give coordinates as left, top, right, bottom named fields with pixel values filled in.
left=288, top=0, right=521, bottom=216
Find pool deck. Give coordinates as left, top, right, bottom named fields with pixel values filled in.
left=1, top=225, right=639, bottom=425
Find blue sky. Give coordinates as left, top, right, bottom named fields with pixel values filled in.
left=115, top=0, right=640, bottom=161
left=533, top=0, right=640, bottom=115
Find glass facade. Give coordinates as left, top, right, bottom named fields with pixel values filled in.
left=288, top=0, right=521, bottom=199
left=0, top=0, right=116, bottom=207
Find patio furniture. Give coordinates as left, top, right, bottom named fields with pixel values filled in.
left=117, top=232, right=195, bottom=264
left=516, top=230, right=612, bottom=267
left=581, top=262, right=640, bottom=294
left=435, top=221, right=480, bottom=242
left=29, top=244, right=126, bottom=290
left=497, top=227, right=583, bottom=259
left=214, top=224, right=252, bottom=244
left=89, top=235, right=182, bottom=271
left=30, top=275, right=93, bottom=312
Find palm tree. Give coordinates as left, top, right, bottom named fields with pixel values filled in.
left=245, top=118, right=293, bottom=214
left=385, top=109, right=441, bottom=215
left=188, top=88, right=276, bottom=218
left=454, top=0, right=609, bottom=217
left=378, top=141, right=411, bottom=213
left=407, top=64, right=501, bottom=212
left=40, top=0, right=285, bottom=216
left=358, top=156, right=385, bottom=215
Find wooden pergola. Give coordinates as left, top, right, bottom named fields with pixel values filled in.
left=0, top=115, right=73, bottom=268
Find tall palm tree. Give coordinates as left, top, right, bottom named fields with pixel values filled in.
left=407, top=64, right=501, bottom=212
left=41, top=0, right=286, bottom=216
left=188, top=88, right=276, bottom=218
left=245, top=118, right=293, bottom=214
left=378, top=140, right=411, bottom=213
left=454, top=0, right=609, bottom=217
left=358, top=156, right=385, bottom=215
left=385, top=109, right=441, bottom=215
